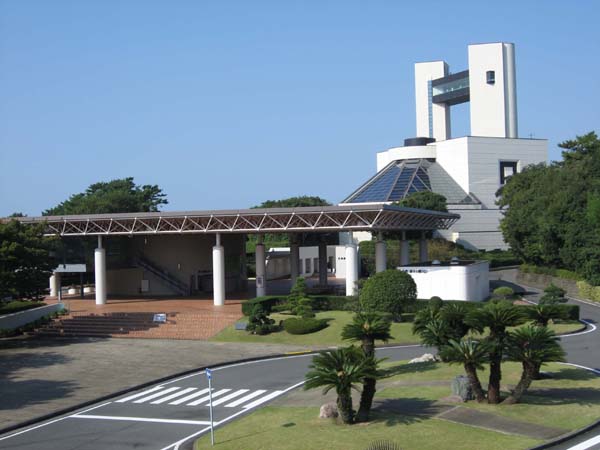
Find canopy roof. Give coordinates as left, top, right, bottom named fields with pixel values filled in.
left=10, top=204, right=459, bottom=236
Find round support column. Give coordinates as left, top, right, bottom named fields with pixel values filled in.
left=212, top=233, right=225, bottom=306
left=255, top=238, right=267, bottom=297
left=290, top=239, right=299, bottom=285
left=400, top=231, right=410, bottom=267
left=318, top=239, right=328, bottom=286
left=49, top=273, right=59, bottom=297
left=375, top=237, right=387, bottom=273
left=419, top=232, right=428, bottom=263
left=94, top=236, right=107, bottom=305
left=345, top=243, right=358, bottom=296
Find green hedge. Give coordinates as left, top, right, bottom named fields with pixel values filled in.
left=242, top=295, right=357, bottom=316
left=520, top=264, right=583, bottom=281
left=577, top=281, right=600, bottom=302
left=283, top=317, right=328, bottom=335
left=0, top=301, right=45, bottom=316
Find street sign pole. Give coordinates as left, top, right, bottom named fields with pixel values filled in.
left=207, top=369, right=214, bottom=446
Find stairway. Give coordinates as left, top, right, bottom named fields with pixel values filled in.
left=133, top=254, right=189, bottom=296
left=33, top=310, right=241, bottom=340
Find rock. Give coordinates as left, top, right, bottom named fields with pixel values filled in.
left=451, top=375, right=474, bottom=401
left=408, top=353, right=437, bottom=364
left=319, top=403, right=338, bottom=419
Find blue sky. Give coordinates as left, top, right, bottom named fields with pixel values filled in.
left=1, top=0, right=598, bottom=216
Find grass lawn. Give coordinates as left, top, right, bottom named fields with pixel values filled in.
left=195, top=360, right=600, bottom=450
left=211, top=310, right=583, bottom=347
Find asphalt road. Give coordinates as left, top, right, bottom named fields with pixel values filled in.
left=1, top=271, right=599, bottom=450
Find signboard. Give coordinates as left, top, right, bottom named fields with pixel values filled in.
left=206, top=368, right=212, bottom=380
left=54, top=264, right=87, bottom=273
left=153, top=313, right=167, bottom=323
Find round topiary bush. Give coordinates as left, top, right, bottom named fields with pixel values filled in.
left=283, top=317, right=328, bottom=335
left=359, top=269, right=417, bottom=318
left=492, top=286, right=514, bottom=301
left=429, top=296, right=443, bottom=310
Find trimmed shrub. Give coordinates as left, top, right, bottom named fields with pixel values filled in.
left=359, top=270, right=417, bottom=319
left=0, top=301, right=45, bottom=316
left=429, top=296, right=443, bottom=311
left=246, top=304, right=280, bottom=335
left=540, top=283, right=567, bottom=305
left=242, top=296, right=285, bottom=316
left=311, top=295, right=359, bottom=311
left=492, top=286, right=515, bottom=301
left=294, top=297, right=315, bottom=319
left=559, top=304, right=580, bottom=321
left=283, top=317, right=328, bottom=335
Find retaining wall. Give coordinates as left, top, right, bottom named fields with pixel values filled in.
left=0, top=303, right=65, bottom=331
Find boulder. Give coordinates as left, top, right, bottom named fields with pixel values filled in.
left=408, top=353, right=437, bottom=364
left=319, top=403, right=338, bottom=419
left=451, top=375, right=474, bottom=401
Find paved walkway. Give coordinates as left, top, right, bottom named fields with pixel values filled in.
left=0, top=336, right=306, bottom=431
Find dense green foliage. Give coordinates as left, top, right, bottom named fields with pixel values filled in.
left=498, top=132, right=600, bottom=284
left=253, top=196, right=331, bottom=209
left=359, top=270, right=417, bottom=318
left=283, top=317, right=328, bottom=334
left=44, top=177, right=167, bottom=215
left=0, top=220, right=56, bottom=300
left=394, top=191, right=448, bottom=212
left=304, top=347, right=379, bottom=424
left=520, top=264, right=582, bottom=281
left=242, top=295, right=357, bottom=316
left=492, top=286, right=515, bottom=301
left=246, top=304, right=280, bottom=335
left=539, top=284, right=567, bottom=305
left=0, top=300, right=45, bottom=315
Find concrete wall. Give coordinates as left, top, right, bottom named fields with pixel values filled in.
left=400, top=261, right=489, bottom=301
left=415, top=61, right=450, bottom=140
left=376, top=144, right=437, bottom=171
left=0, top=303, right=65, bottom=331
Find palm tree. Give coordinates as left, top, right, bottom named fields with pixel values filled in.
left=342, top=312, right=393, bottom=422
left=304, top=347, right=379, bottom=424
left=526, top=303, right=568, bottom=327
left=439, top=339, right=488, bottom=402
left=439, top=303, right=472, bottom=341
left=467, top=302, right=527, bottom=404
left=414, top=317, right=451, bottom=356
left=503, top=325, right=566, bottom=404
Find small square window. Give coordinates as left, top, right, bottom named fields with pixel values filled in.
left=486, top=70, right=495, bottom=85
left=500, top=161, right=518, bottom=184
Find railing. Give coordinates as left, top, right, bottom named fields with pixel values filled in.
left=133, top=255, right=188, bottom=296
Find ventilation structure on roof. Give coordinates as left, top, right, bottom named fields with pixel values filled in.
left=342, top=159, right=480, bottom=205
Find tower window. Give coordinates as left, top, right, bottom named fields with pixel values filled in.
left=500, top=161, right=518, bottom=184
left=486, top=70, right=495, bottom=85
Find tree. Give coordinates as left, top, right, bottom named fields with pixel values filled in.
left=539, top=284, right=567, bottom=305
left=253, top=196, right=331, bottom=209
left=503, top=326, right=565, bottom=404
left=304, top=347, right=379, bottom=424
left=359, top=270, right=417, bottom=319
left=44, top=177, right=167, bottom=215
left=394, top=191, right=448, bottom=213
left=342, top=312, right=393, bottom=422
left=526, top=303, right=568, bottom=328
left=439, top=339, right=488, bottom=403
left=498, top=132, right=600, bottom=285
left=0, top=220, right=56, bottom=300
left=413, top=302, right=472, bottom=356
left=467, top=302, right=527, bottom=404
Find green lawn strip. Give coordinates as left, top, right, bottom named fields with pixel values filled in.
left=193, top=406, right=539, bottom=450
left=210, top=311, right=418, bottom=346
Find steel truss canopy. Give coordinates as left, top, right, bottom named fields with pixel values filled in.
left=11, top=204, right=459, bottom=237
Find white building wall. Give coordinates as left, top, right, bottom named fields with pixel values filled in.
left=415, top=61, right=450, bottom=140
left=435, top=137, right=471, bottom=194
left=376, top=144, right=437, bottom=171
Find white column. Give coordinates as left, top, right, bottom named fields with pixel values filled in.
left=212, top=233, right=225, bottom=306
left=318, top=239, right=328, bottom=286
left=375, top=233, right=387, bottom=273
left=49, top=273, right=59, bottom=297
left=255, top=235, right=266, bottom=297
left=94, top=236, right=107, bottom=305
left=345, top=243, right=358, bottom=296
left=400, top=231, right=410, bottom=266
left=290, top=238, right=299, bottom=285
left=419, top=232, right=429, bottom=263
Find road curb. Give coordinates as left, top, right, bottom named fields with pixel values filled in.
left=528, top=417, right=600, bottom=450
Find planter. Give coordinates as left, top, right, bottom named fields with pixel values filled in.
left=83, top=287, right=94, bottom=294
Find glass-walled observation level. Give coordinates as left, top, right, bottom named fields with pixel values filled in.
left=431, top=70, right=470, bottom=106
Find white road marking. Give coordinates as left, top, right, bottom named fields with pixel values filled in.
left=225, top=389, right=267, bottom=407
left=567, top=434, right=600, bottom=450
left=169, top=388, right=211, bottom=405
left=560, top=320, right=597, bottom=338
left=71, top=414, right=211, bottom=426
left=241, top=390, right=284, bottom=409
left=187, top=388, right=231, bottom=406
left=209, top=389, right=249, bottom=406
left=133, top=387, right=180, bottom=404
left=559, top=362, right=600, bottom=375
left=0, top=402, right=112, bottom=442
left=151, top=388, right=197, bottom=404
left=116, top=386, right=165, bottom=403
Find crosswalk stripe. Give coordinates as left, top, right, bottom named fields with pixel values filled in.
left=133, top=387, right=180, bottom=404
left=187, top=389, right=231, bottom=406
left=151, top=387, right=197, bottom=405
left=116, top=386, right=165, bottom=403
left=242, top=390, right=283, bottom=409
left=210, top=389, right=250, bottom=406
left=225, top=390, right=267, bottom=408
left=169, top=388, right=211, bottom=406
